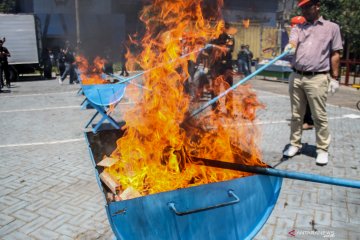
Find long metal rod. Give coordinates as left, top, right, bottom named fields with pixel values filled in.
left=107, top=73, right=152, bottom=91
left=112, top=45, right=213, bottom=85
left=192, top=157, right=360, bottom=189
left=188, top=51, right=290, bottom=119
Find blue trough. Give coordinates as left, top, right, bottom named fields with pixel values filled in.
left=85, top=129, right=282, bottom=240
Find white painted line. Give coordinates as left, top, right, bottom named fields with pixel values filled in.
left=255, top=89, right=359, bottom=112
left=0, top=138, right=84, bottom=148
left=257, top=114, right=360, bottom=125
left=0, top=91, right=78, bottom=98
left=117, top=101, right=137, bottom=105
left=258, top=95, right=288, bottom=99
left=218, top=114, right=360, bottom=128
left=255, top=90, right=289, bottom=98
left=0, top=105, right=79, bottom=113
left=327, top=103, right=360, bottom=112
left=341, top=114, right=360, bottom=119
left=255, top=120, right=288, bottom=125
left=0, top=101, right=136, bottom=113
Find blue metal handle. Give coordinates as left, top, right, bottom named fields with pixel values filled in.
left=193, top=157, right=360, bottom=189
left=189, top=51, right=290, bottom=118
left=168, top=190, right=239, bottom=216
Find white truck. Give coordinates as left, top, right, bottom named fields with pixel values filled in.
left=0, top=14, right=43, bottom=80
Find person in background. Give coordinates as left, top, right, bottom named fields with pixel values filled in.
left=210, top=22, right=235, bottom=116
left=283, top=0, right=342, bottom=165
left=290, top=15, right=314, bottom=130
left=49, top=49, right=55, bottom=68
left=57, top=48, right=66, bottom=77
left=103, top=49, right=114, bottom=75
left=58, top=41, right=78, bottom=84
left=303, top=103, right=314, bottom=129
left=245, top=45, right=253, bottom=74
left=42, top=48, right=52, bottom=79
left=237, top=44, right=250, bottom=76
left=120, top=42, right=129, bottom=77
left=0, top=38, right=11, bottom=89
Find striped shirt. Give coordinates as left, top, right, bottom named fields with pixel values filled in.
left=289, top=16, right=343, bottom=72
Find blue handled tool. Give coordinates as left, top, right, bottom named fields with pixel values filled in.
left=189, top=51, right=290, bottom=118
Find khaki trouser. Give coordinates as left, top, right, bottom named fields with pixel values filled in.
left=288, top=72, right=330, bottom=152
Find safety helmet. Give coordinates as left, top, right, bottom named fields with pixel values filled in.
left=298, top=0, right=319, bottom=7
left=290, top=16, right=306, bottom=26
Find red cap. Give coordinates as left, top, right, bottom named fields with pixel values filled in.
left=298, top=0, right=311, bottom=7
left=290, top=16, right=306, bottom=26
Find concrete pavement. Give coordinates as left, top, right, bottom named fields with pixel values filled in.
left=0, top=76, right=359, bottom=239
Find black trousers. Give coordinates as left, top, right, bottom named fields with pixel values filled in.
left=120, top=62, right=128, bottom=76
left=0, top=61, right=10, bottom=87
left=303, top=102, right=314, bottom=125
left=211, top=64, right=233, bottom=114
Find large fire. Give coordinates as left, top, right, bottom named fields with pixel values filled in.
left=84, top=0, right=266, bottom=197
left=76, top=56, right=108, bottom=85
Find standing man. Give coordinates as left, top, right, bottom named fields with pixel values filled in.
left=0, top=38, right=11, bottom=89
left=237, top=44, right=250, bottom=76
left=58, top=41, right=77, bottom=84
left=42, top=48, right=53, bottom=79
left=290, top=15, right=314, bottom=130
left=245, top=45, right=253, bottom=74
left=57, top=48, right=66, bottom=77
left=283, top=0, right=342, bottom=165
left=210, top=22, right=235, bottom=116
left=120, top=42, right=129, bottom=77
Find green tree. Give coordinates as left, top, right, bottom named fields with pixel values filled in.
left=292, top=0, right=360, bottom=58
left=0, top=0, right=16, bottom=13
left=292, top=0, right=360, bottom=59
left=320, top=0, right=360, bottom=58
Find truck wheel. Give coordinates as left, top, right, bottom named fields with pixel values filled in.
left=9, top=65, right=19, bottom=82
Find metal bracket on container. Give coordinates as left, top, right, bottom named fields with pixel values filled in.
left=168, top=190, right=239, bottom=216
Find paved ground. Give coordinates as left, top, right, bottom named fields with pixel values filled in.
left=0, top=75, right=359, bottom=239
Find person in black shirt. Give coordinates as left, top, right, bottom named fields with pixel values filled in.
left=0, top=39, right=11, bottom=89
left=209, top=22, right=235, bottom=116
left=103, top=49, right=114, bottom=75
left=42, top=48, right=53, bottom=79
left=120, top=43, right=129, bottom=77
left=237, top=44, right=250, bottom=76
left=57, top=48, right=66, bottom=77
left=58, top=41, right=77, bottom=84
left=245, top=45, right=253, bottom=74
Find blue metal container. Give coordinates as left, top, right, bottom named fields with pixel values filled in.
left=85, top=130, right=282, bottom=240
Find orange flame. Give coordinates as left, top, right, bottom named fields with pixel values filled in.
left=103, top=0, right=265, bottom=196
left=243, top=19, right=250, bottom=29
left=76, top=55, right=108, bottom=85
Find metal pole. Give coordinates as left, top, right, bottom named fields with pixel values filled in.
left=188, top=51, right=290, bottom=119
left=75, top=0, right=81, bottom=48
left=193, top=157, right=360, bottom=189
left=106, top=46, right=210, bottom=85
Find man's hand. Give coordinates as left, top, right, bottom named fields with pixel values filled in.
left=328, top=77, right=340, bottom=94
left=284, top=43, right=296, bottom=55
left=204, top=44, right=213, bottom=50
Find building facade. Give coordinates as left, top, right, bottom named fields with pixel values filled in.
left=9, top=0, right=282, bottom=60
